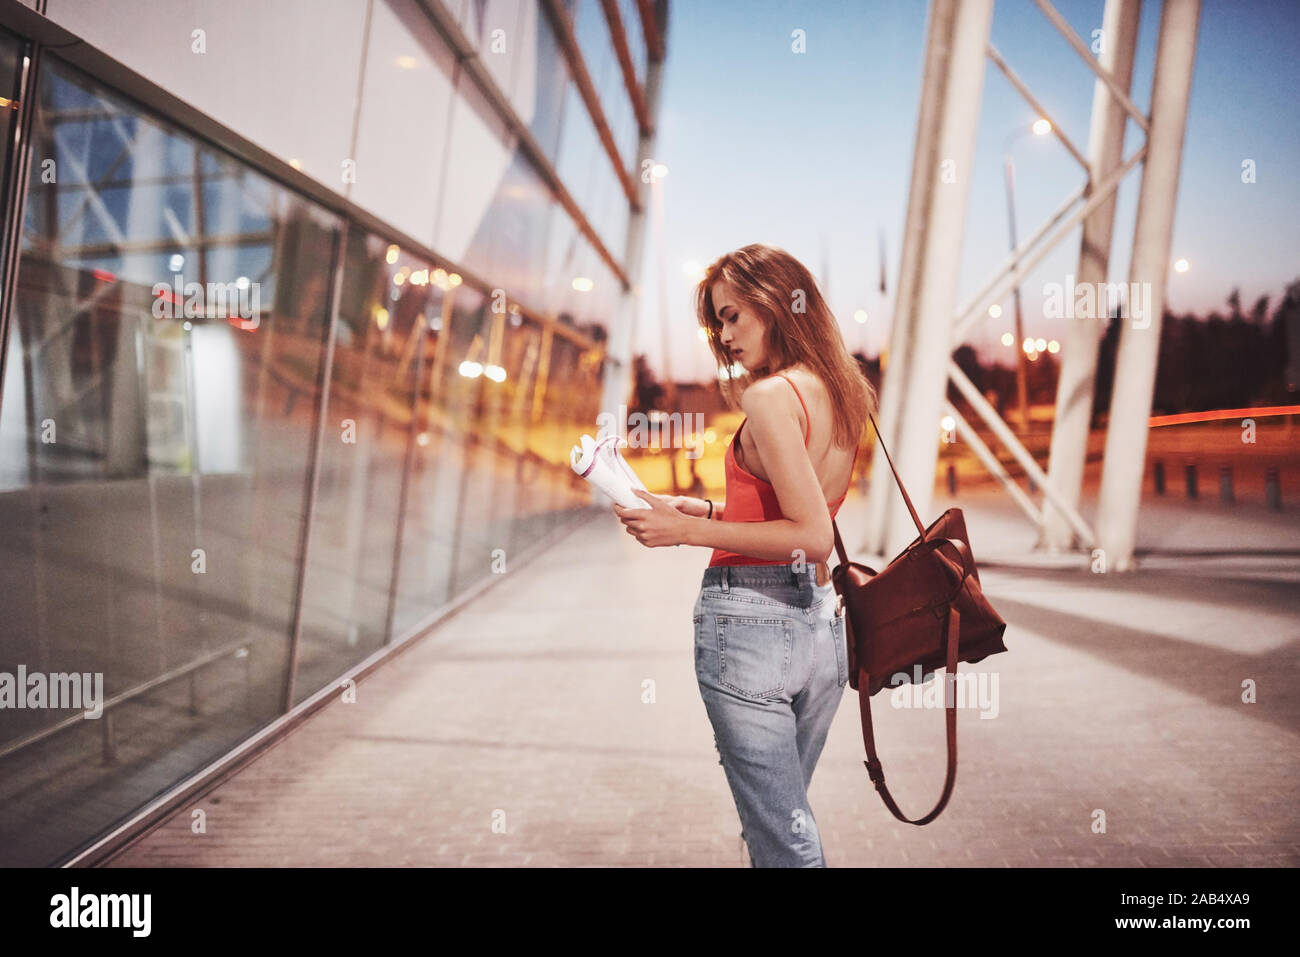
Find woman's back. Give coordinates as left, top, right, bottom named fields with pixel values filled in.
left=733, top=364, right=858, bottom=508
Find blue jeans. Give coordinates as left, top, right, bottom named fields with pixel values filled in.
left=693, top=563, right=848, bottom=867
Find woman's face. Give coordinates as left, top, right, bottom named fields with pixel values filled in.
left=711, top=280, right=768, bottom=372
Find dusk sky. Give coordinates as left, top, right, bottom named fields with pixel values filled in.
left=633, top=0, right=1300, bottom=383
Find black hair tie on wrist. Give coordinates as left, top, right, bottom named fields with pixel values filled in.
left=706, top=498, right=714, bottom=519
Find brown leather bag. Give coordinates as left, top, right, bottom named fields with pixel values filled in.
left=830, top=412, right=1008, bottom=825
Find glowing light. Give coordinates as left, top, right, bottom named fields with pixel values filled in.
left=1032, top=118, right=1052, bottom=136
left=853, top=309, right=868, bottom=324
left=416, top=432, right=430, bottom=446
left=386, top=245, right=400, bottom=264
left=396, top=55, right=418, bottom=69
left=169, top=254, right=184, bottom=272
left=651, top=163, right=668, bottom=180
left=288, top=158, right=302, bottom=170
left=1174, top=258, right=1189, bottom=273
left=572, top=277, right=593, bottom=292
left=1001, top=332, right=1014, bottom=346
left=697, top=327, right=708, bottom=341
left=704, top=429, right=717, bottom=444
left=484, top=364, right=506, bottom=382
left=1023, top=338, right=1035, bottom=353
left=447, top=273, right=462, bottom=287
left=1035, top=337, right=1047, bottom=352
left=459, top=360, right=483, bottom=378
left=988, top=303, right=1003, bottom=319
left=375, top=308, right=389, bottom=330
left=1047, top=340, right=1060, bottom=354
left=940, top=415, right=955, bottom=432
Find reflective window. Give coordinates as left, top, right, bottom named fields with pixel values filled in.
left=292, top=229, right=425, bottom=703
left=526, top=4, right=571, bottom=167
left=0, top=56, right=339, bottom=866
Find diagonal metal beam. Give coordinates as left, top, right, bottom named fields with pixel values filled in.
left=540, top=0, right=640, bottom=211
left=987, top=43, right=1089, bottom=171
left=1032, top=0, right=1150, bottom=134
left=947, top=358, right=1097, bottom=546
left=942, top=399, right=1043, bottom=524
left=600, top=0, right=651, bottom=134
left=951, top=143, right=1147, bottom=344
left=954, top=178, right=1086, bottom=327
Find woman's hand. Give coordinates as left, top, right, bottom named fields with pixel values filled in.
left=613, top=489, right=693, bottom=547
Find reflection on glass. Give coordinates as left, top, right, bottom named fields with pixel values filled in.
left=0, top=56, right=339, bottom=866
left=293, top=230, right=424, bottom=703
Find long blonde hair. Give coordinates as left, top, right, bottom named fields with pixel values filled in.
left=694, top=242, right=877, bottom=448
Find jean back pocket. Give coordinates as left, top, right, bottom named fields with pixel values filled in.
left=715, top=615, right=793, bottom=699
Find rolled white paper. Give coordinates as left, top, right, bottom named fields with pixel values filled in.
left=570, top=432, right=650, bottom=508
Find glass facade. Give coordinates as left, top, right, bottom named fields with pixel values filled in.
left=0, top=0, right=662, bottom=867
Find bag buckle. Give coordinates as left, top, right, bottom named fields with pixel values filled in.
left=864, top=757, right=885, bottom=786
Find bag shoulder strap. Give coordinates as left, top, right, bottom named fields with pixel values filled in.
left=856, top=603, right=962, bottom=825
left=868, top=412, right=927, bottom=539
left=831, top=412, right=927, bottom=566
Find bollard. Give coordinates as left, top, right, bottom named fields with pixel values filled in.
left=947, top=463, right=957, bottom=495
left=1219, top=465, right=1233, bottom=504
left=1185, top=463, right=1198, bottom=500
left=1265, top=465, right=1282, bottom=511
left=1153, top=460, right=1165, bottom=495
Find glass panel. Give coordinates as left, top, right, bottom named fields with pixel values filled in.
left=392, top=278, right=485, bottom=628
left=292, top=229, right=424, bottom=704
left=0, top=56, right=339, bottom=867
left=526, top=3, right=571, bottom=165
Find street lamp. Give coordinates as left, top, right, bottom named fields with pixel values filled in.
left=1003, top=119, right=1051, bottom=433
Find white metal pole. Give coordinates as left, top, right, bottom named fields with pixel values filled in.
left=1041, top=0, right=1141, bottom=552
left=874, top=0, right=994, bottom=561
left=862, top=0, right=961, bottom=560
left=1096, top=0, right=1201, bottom=571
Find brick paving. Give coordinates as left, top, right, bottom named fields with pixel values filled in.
left=110, top=484, right=1300, bottom=867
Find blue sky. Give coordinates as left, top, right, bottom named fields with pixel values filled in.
left=636, top=0, right=1300, bottom=382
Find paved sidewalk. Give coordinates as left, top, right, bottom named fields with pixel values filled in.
left=110, top=485, right=1300, bottom=867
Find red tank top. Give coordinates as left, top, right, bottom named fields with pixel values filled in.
left=707, top=371, right=859, bottom=567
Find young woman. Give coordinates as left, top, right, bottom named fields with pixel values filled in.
left=613, top=243, right=878, bottom=867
